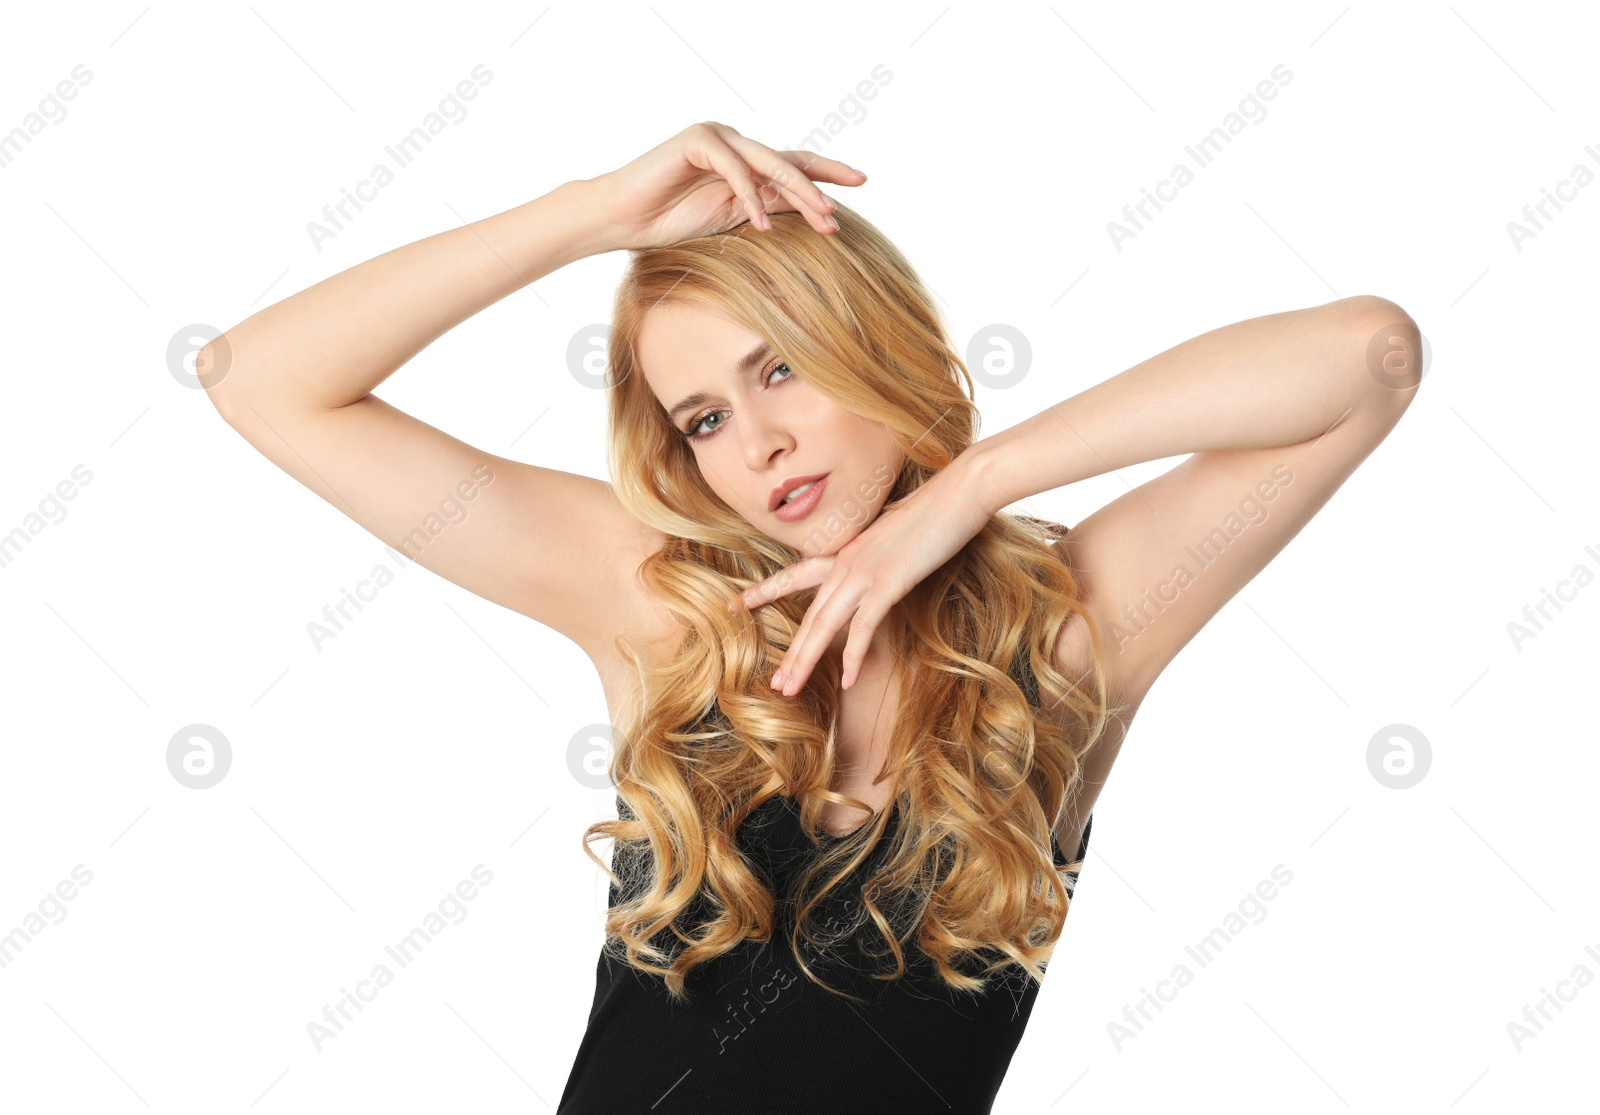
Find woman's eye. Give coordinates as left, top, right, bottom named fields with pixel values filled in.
left=684, top=362, right=793, bottom=441
left=687, top=412, right=723, bottom=437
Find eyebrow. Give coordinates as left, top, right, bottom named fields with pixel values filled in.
left=665, top=341, right=773, bottom=425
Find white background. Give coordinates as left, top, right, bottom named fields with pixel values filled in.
left=1, top=1, right=1595, bottom=1111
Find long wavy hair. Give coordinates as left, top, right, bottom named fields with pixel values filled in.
left=583, top=199, right=1124, bottom=1004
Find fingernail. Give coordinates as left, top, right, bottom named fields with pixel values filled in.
left=826, top=215, right=838, bottom=231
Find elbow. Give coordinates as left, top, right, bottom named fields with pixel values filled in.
left=1346, top=294, right=1424, bottom=399
left=195, top=336, right=239, bottom=417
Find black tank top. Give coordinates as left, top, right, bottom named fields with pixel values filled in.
left=557, top=653, right=1093, bottom=1114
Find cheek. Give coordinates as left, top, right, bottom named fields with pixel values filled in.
left=696, top=460, right=744, bottom=513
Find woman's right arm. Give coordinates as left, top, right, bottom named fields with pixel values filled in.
left=203, top=122, right=859, bottom=661
left=200, top=179, right=669, bottom=660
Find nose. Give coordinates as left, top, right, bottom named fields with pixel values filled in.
left=738, top=406, right=794, bottom=472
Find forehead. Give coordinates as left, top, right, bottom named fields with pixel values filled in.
left=636, top=301, right=757, bottom=397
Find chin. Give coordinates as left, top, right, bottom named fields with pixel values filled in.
left=796, top=523, right=864, bottom=559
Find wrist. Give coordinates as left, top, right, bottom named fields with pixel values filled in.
left=954, top=437, right=1016, bottom=520
left=543, top=177, right=624, bottom=261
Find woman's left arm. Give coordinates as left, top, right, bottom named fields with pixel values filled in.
left=965, top=292, right=1422, bottom=707
left=742, top=293, right=1423, bottom=701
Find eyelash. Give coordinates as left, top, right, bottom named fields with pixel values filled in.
left=680, top=360, right=795, bottom=442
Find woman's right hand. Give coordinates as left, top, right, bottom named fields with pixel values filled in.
left=585, top=121, right=866, bottom=252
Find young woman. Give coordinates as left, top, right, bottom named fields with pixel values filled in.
left=202, top=121, right=1422, bottom=1113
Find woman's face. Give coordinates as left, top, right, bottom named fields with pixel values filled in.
left=637, top=300, right=905, bottom=556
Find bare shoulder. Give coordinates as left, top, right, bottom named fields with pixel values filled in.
left=1040, top=529, right=1143, bottom=859
left=1041, top=526, right=1145, bottom=711
left=578, top=524, right=689, bottom=734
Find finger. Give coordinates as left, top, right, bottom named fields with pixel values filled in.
left=726, top=160, right=827, bottom=235
left=720, top=136, right=843, bottom=225
left=698, top=122, right=866, bottom=192
left=753, top=174, right=833, bottom=233
left=742, top=557, right=828, bottom=611
left=716, top=131, right=866, bottom=231
left=760, top=171, right=859, bottom=235
left=776, top=582, right=855, bottom=696
left=771, top=573, right=831, bottom=690
left=839, top=595, right=893, bottom=691
left=785, top=147, right=870, bottom=189
left=688, top=124, right=775, bottom=231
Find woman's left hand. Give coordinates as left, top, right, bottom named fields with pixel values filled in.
left=732, top=452, right=996, bottom=695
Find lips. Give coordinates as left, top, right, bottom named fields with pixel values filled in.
left=769, top=473, right=829, bottom=513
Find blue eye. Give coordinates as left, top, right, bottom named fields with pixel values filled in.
left=682, top=361, right=794, bottom=442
